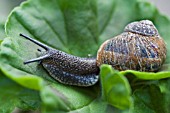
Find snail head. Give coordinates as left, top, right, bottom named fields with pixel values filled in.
left=19, top=33, right=52, bottom=65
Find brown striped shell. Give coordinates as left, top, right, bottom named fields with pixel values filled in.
left=97, top=20, right=166, bottom=72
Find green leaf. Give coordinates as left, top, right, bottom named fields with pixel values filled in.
left=40, top=85, right=116, bottom=113
left=120, top=70, right=170, bottom=80
left=100, top=64, right=132, bottom=110
left=158, top=79, right=170, bottom=113
left=132, top=84, right=168, bottom=113
left=0, top=71, right=41, bottom=113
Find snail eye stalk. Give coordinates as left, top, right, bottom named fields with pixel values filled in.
left=19, top=33, right=49, bottom=51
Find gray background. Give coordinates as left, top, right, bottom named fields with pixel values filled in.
left=150, top=0, right=170, bottom=17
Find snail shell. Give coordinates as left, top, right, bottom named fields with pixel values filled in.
left=97, top=20, right=166, bottom=72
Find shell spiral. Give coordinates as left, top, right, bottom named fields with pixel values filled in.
left=97, top=20, right=166, bottom=72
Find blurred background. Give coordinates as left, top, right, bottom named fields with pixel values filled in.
left=0, top=0, right=25, bottom=22
left=0, top=0, right=170, bottom=23
left=150, top=0, right=170, bottom=16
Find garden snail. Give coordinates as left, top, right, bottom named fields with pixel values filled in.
left=20, top=20, right=166, bottom=86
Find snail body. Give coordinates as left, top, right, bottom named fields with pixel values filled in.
left=20, top=33, right=99, bottom=86
left=20, top=20, right=166, bottom=86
